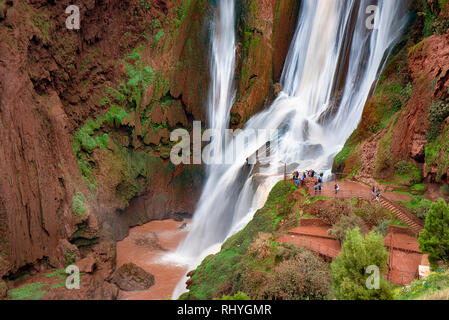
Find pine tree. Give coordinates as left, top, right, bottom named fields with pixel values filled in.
left=330, top=228, right=394, bottom=300
left=418, top=199, right=449, bottom=268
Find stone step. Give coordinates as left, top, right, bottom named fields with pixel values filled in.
left=379, top=197, right=424, bottom=234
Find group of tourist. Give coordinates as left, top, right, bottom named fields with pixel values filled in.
left=372, top=186, right=382, bottom=201
left=291, top=169, right=383, bottom=202
left=292, top=170, right=326, bottom=195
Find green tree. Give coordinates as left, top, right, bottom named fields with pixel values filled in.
left=418, top=199, right=449, bottom=268
left=330, top=228, right=394, bottom=300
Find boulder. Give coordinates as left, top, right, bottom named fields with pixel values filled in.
left=111, top=263, right=155, bottom=291
left=75, top=254, right=97, bottom=273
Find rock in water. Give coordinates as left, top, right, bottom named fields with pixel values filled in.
left=112, top=263, right=155, bottom=291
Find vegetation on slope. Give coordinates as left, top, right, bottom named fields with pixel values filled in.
left=333, top=0, right=449, bottom=186
left=180, top=182, right=331, bottom=300
left=395, top=270, right=449, bottom=300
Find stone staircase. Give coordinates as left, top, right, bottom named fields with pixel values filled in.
left=379, top=196, right=425, bottom=235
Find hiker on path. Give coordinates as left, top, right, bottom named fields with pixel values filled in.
left=335, top=183, right=340, bottom=195
left=376, top=191, right=381, bottom=202
left=372, top=186, right=376, bottom=199
left=314, top=183, right=318, bottom=195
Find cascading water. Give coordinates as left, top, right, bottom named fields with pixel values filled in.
left=168, top=0, right=410, bottom=298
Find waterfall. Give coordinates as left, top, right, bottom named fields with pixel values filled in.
left=168, top=0, right=410, bottom=298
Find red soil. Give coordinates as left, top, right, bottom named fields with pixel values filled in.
left=313, top=181, right=411, bottom=202
left=116, top=219, right=190, bottom=300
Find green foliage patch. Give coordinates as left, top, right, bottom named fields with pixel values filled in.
left=7, top=283, right=47, bottom=300
left=394, top=161, right=423, bottom=186
left=396, top=270, right=449, bottom=300
left=330, top=228, right=394, bottom=300
left=418, top=199, right=449, bottom=267
left=72, top=192, right=87, bottom=217
left=425, top=125, right=449, bottom=183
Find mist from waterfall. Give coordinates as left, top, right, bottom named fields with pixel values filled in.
left=168, top=0, right=410, bottom=298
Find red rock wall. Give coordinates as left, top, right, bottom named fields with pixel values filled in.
left=231, top=0, right=300, bottom=127
left=0, top=0, right=210, bottom=277
left=0, top=0, right=302, bottom=278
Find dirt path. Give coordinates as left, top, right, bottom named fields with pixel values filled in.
left=313, top=181, right=412, bottom=202
left=305, top=179, right=424, bottom=232
left=116, top=219, right=190, bottom=300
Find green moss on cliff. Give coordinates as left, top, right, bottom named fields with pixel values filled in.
left=72, top=192, right=87, bottom=217
left=425, top=126, right=449, bottom=182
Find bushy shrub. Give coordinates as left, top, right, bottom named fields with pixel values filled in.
left=328, top=214, right=367, bottom=242
left=373, top=219, right=392, bottom=236
left=395, top=161, right=422, bottom=186
left=72, top=192, right=87, bottom=217
left=396, top=161, right=411, bottom=175
left=262, top=250, right=330, bottom=300
left=248, top=233, right=273, bottom=260
left=406, top=198, right=432, bottom=220
left=355, top=201, right=387, bottom=227
left=427, top=100, right=449, bottom=142
left=310, top=199, right=354, bottom=226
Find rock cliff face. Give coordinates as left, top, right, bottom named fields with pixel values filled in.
left=0, top=0, right=301, bottom=285
left=0, top=0, right=212, bottom=279
left=231, top=0, right=300, bottom=127
left=333, top=0, right=449, bottom=187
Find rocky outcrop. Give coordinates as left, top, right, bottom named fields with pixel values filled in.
left=112, top=263, right=155, bottom=291
left=333, top=0, right=449, bottom=186
left=0, top=0, right=302, bottom=287
left=0, top=21, right=83, bottom=278
left=0, top=0, right=209, bottom=280
left=231, top=0, right=300, bottom=127
left=75, top=253, right=97, bottom=273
